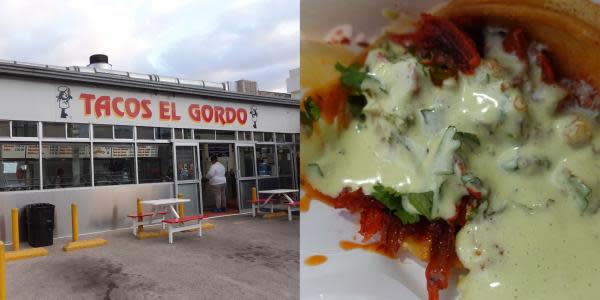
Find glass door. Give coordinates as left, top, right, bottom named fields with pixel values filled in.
left=236, top=144, right=257, bottom=212
left=174, top=144, right=201, bottom=215
left=277, top=144, right=295, bottom=190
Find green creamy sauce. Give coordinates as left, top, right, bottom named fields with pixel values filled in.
left=304, top=27, right=600, bottom=299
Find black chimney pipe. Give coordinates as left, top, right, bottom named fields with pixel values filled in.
left=89, top=54, right=108, bottom=64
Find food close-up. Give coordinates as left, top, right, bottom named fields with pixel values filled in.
left=300, top=0, right=600, bottom=299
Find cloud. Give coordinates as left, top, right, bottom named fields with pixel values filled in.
left=0, top=0, right=298, bottom=92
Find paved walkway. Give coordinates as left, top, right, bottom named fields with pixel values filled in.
left=5, top=214, right=299, bottom=300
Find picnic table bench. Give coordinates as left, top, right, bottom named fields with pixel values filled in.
left=127, top=211, right=168, bottom=236
left=254, top=189, right=300, bottom=221
left=163, top=214, right=205, bottom=244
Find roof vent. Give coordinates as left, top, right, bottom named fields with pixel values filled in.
left=88, top=54, right=112, bottom=69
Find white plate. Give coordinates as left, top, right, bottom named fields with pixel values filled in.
left=300, top=1, right=450, bottom=299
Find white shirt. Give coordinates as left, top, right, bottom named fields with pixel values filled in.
left=206, top=162, right=226, bottom=185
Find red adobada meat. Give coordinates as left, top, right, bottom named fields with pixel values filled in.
left=388, top=13, right=481, bottom=74
left=503, top=27, right=529, bottom=61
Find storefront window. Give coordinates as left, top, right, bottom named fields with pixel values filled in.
left=254, top=132, right=264, bottom=142
left=0, top=121, right=9, bottom=137
left=238, top=131, right=252, bottom=141
left=156, top=127, right=172, bottom=140
left=43, top=123, right=65, bottom=138
left=114, top=126, right=133, bottom=139
left=93, top=143, right=135, bottom=186
left=279, top=176, right=294, bottom=189
left=275, top=133, right=294, bottom=143
left=263, top=132, right=274, bottom=142
left=176, top=146, right=197, bottom=180
left=42, top=143, right=91, bottom=189
left=238, top=146, right=255, bottom=177
left=137, top=144, right=173, bottom=183
left=276, top=133, right=284, bottom=143
left=175, top=128, right=183, bottom=139
left=136, top=126, right=154, bottom=139
left=256, top=145, right=275, bottom=176
left=258, top=177, right=279, bottom=190
left=216, top=130, right=235, bottom=140
left=195, top=129, right=215, bottom=140
left=0, top=143, right=40, bottom=191
left=94, top=125, right=113, bottom=139
left=277, top=145, right=293, bottom=175
left=183, top=128, right=192, bottom=139
left=12, top=121, right=37, bottom=137
left=67, top=124, right=89, bottom=138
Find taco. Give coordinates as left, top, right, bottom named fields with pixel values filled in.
left=301, top=1, right=600, bottom=299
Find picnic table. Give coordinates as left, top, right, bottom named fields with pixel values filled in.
left=129, top=198, right=191, bottom=236
left=254, top=189, right=299, bottom=221
left=141, top=198, right=190, bottom=219
left=141, top=198, right=205, bottom=244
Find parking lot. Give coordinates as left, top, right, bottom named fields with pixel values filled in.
left=5, top=214, right=299, bottom=300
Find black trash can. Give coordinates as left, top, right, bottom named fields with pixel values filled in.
left=25, top=203, right=55, bottom=247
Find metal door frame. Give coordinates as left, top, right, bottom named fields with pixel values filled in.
left=197, top=141, right=238, bottom=212
left=235, top=142, right=258, bottom=213
left=173, top=142, right=203, bottom=215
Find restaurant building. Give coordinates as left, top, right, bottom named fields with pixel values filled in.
left=0, top=55, right=299, bottom=243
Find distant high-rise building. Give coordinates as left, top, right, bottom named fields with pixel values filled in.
left=286, top=68, right=300, bottom=99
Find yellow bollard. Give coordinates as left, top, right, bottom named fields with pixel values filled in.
left=63, top=202, right=107, bottom=252
left=11, top=208, right=18, bottom=251
left=0, top=241, right=4, bottom=300
left=177, top=192, right=185, bottom=217
left=137, top=197, right=143, bottom=233
left=71, top=203, right=79, bottom=242
left=5, top=207, right=48, bottom=261
left=251, top=187, right=257, bottom=203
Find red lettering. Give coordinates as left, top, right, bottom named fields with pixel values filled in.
left=79, top=93, right=96, bottom=116
left=125, top=98, right=141, bottom=118
left=188, top=104, right=201, bottom=122
left=140, top=99, right=152, bottom=119
left=214, top=106, right=225, bottom=125
left=111, top=97, right=125, bottom=117
left=237, top=108, right=248, bottom=125
left=159, top=101, right=170, bottom=120
left=225, top=107, right=236, bottom=124
left=95, top=96, right=111, bottom=118
left=201, top=105, right=213, bottom=122
left=170, top=102, right=181, bottom=121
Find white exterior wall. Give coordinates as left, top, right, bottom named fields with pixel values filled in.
left=0, top=77, right=299, bottom=133
left=0, top=76, right=299, bottom=243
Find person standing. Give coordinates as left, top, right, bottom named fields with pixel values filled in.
left=205, top=155, right=227, bottom=212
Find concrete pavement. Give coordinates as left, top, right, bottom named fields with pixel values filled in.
left=5, top=214, right=299, bottom=300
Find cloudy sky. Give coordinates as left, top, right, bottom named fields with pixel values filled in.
left=0, top=0, right=299, bottom=92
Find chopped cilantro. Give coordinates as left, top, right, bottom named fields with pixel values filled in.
left=335, top=62, right=368, bottom=91
left=454, top=131, right=480, bottom=146
left=300, top=96, right=320, bottom=135
left=371, top=183, right=421, bottom=224
left=347, top=95, right=367, bottom=119
left=454, top=131, right=480, bottom=153
left=407, top=192, right=433, bottom=219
